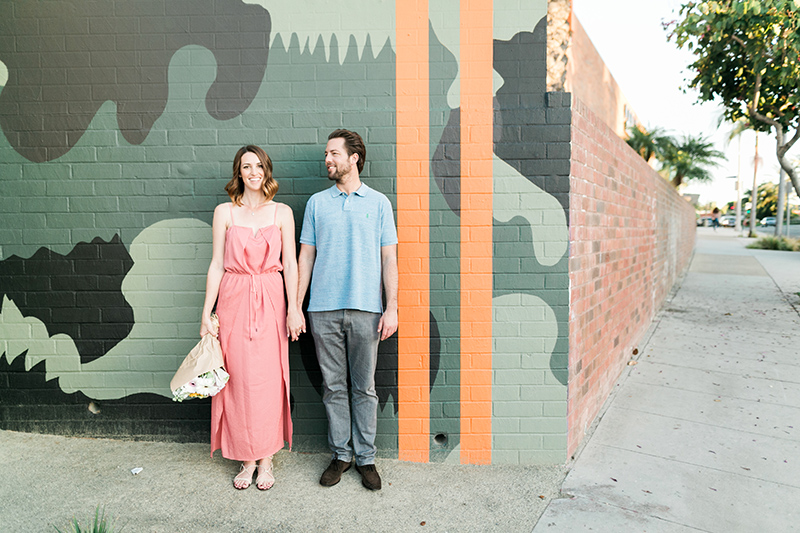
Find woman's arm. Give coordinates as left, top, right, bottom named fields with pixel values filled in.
left=297, top=243, right=316, bottom=314
left=200, top=203, right=229, bottom=337
left=278, top=203, right=303, bottom=340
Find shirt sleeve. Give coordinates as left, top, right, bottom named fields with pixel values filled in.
left=380, top=196, right=398, bottom=247
left=299, top=196, right=316, bottom=246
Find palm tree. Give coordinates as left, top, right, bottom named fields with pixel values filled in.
left=626, top=125, right=671, bottom=163
left=658, top=134, right=725, bottom=188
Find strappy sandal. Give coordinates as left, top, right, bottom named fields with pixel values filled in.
left=234, top=463, right=257, bottom=490
left=256, top=457, right=275, bottom=491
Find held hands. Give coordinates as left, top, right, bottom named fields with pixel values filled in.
left=200, top=314, right=219, bottom=338
left=284, top=307, right=393, bottom=340
left=287, top=308, right=305, bottom=341
left=377, top=307, right=398, bottom=341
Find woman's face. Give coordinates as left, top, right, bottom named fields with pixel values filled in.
left=239, top=151, right=265, bottom=193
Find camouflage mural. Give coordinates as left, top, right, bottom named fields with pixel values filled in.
left=0, top=0, right=568, bottom=463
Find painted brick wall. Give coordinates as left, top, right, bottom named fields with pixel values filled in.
left=0, top=1, right=400, bottom=449
left=568, top=95, right=696, bottom=457
left=0, top=0, right=571, bottom=465
left=491, top=88, right=571, bottom=464
left=0, top=1, right=695, bottom=465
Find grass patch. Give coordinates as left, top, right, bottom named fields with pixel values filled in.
left=746, top=235, right=800, bottom=251
left=54, top=506, right=120, bottom=533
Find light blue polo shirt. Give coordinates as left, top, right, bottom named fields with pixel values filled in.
left=300, top=183, right=398, bottom=314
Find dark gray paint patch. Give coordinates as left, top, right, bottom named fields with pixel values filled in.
left=493, top=21, right=570, bottom=214
left=0, top=0, right=271, bottom=162
left=0, top=235, right=134, bottom=364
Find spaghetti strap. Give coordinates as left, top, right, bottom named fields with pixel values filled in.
left=229, top=202, right=235, bottom=226
left=273, top=203, right=278, bottom=225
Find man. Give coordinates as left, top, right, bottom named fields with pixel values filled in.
left=297, top=129, right=398, bottom=491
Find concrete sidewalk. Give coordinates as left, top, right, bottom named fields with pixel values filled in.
left=534, top=227, right=800, bottom=532
left=0, top=429, right=566, bottom=532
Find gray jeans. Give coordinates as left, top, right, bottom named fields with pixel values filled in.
left=308, top=309, right=381, bottom=466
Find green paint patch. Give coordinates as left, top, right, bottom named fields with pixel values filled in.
left=492, top=293, right=566, bottom=461
left=493, top=155, right=568, bottom=267
left=1, top=38, right=396, bottom=258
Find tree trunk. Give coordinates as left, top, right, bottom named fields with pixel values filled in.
left=775, top=125, right=800, bottom=201
left=776, top=168, right=786, bottom=236
left=749, top=134, right=759, bottom=238
left=735, top=135, right=743, bottom=233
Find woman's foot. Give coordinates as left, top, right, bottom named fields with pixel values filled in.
left=256, top=456, right=275, bottom=490
left=234, top=462, right=257, bottom=490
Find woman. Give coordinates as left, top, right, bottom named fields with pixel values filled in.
left=200, top=145, right=303, bottom=490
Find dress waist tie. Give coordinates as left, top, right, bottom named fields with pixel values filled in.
left=249, top=274, right=258, bottom=341
left=226, top=270, right=280, bottom=341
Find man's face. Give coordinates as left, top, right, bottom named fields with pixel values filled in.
left=324, top=137, right=355, bottom=181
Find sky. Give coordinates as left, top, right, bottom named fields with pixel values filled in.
left=572, top=0, right=797, bottom=207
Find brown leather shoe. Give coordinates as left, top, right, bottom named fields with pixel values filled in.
left=319, top=459, right=352, bottom=486
left=355, top=463, right=381, bottom=490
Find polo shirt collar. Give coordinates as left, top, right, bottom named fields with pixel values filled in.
left=328, top=183, right=370, bottom=197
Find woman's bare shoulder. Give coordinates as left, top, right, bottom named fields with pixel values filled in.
left=274, top=201, right=294, bottom=215
left=213, top=202, right=235, bottom=225
left=274, top=202, right=295, bottom=228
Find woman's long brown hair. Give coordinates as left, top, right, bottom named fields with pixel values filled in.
left=225, top=145, right=277, bottom=205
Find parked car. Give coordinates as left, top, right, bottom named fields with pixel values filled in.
left=759, top=216, right=776, bottom=227
left=720, top=216, right=736, bottom=227
left=696, top=217, right=712, bottom=227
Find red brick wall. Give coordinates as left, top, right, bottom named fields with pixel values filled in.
left=568, top=96, right=696, bottom=457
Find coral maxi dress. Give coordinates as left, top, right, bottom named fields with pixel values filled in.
left=210, top=204, right=292, bottom=460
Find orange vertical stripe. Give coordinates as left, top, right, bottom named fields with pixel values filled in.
left=460, top=0, right=493, bottom=465
left=396, top=0, right=430, bottom=463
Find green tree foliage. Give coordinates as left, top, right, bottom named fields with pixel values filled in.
left=668, top=0, right=800, bottom=198
left=626, top=125, right=670, bottom=163
left=742, top=181, right=778, bottom=219
left=658, top=134, right=725, bottom=187
left=626, top=126, right=724, bottom=187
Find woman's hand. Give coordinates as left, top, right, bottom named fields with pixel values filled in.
left=200, top=314, right=219, bottom=338
left=287, top=308, right=305, bottom=341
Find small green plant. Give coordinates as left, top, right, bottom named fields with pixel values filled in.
left=54, top=506, right=119, bottom=533
left=746, top=236, right=800, bottom=251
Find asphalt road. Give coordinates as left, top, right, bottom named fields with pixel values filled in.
left=711, top=222, right=800, bottom=238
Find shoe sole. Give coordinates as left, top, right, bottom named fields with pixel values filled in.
left=360, top=479, right=381, bottom=491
